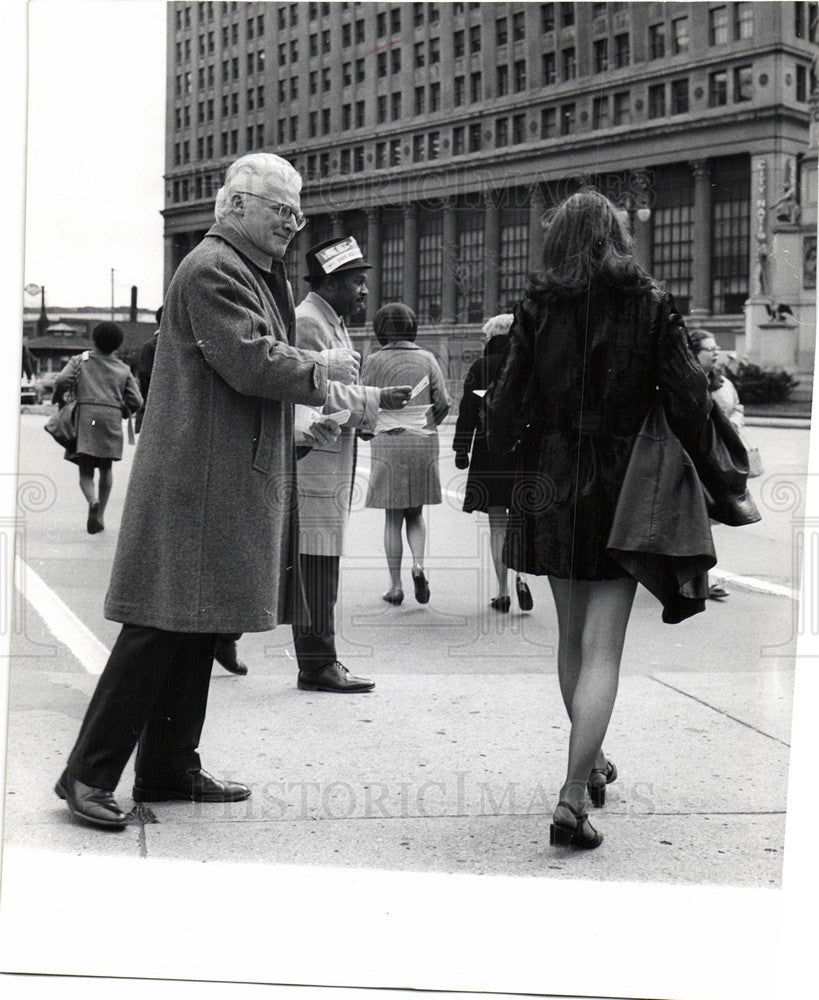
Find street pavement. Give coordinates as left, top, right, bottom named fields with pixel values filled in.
left=1, top=412, right=806, bottom=889
left=1, top=411, right=813, bottom=998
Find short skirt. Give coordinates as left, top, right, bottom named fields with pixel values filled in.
left=365, top=431, right=442, bottom=509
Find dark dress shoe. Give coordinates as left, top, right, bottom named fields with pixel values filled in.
left=132, top=768, right=251, bottom=803
left=55, top=771, right=127, bottom=829
left=516, top=578, right=534, bottom=611
left=297, top=661, right=375, bottom=693
left=411, top=569, right=430, bottom=604
left=214, top=637, right=248, bottom=675
left=86, top=501, right=104, bottom=534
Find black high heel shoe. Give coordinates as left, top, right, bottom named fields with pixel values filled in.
left=587, top=759, right=618, bottom=808
left=515, top=578, right=533, bottom=611
left=549, top=801, right=603, bottom=849
left=490, top=595, right=510, bottom=612
left=412, top=569, right=430, bottom=604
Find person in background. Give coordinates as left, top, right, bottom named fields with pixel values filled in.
left=22, top=342, right=36, bottom=379
left=361, top=303, right=452, bottom=606
left=52, top=322, right=143, bottom=535
left=134, top=306, right=161, bottom=434
left=486, top=190, right=712, bottom=850
left=688, top=328, right=744, bottom=601
left=135, top=303, right=249, bottom=675
left=453, top=314, right=533, bottom=614
left=293, top=238, right=413, bottom=692
left=56, top=152, right=357, bottom=830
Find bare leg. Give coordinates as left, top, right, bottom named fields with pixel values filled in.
left=549, top=576, right=637, bottom=815
left=404, top=505, right=426, bottom=572
left=549, top=577, right=588, bottom=719
left=383, top=509, right=404, bottom=597
left=97, top=467, right=113, bottom=525
left=487, top=506, right=509, bottom=598
left=78, top=468, right=96, bottom=507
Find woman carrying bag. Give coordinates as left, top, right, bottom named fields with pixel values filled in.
left=52, top=321, right=142, bottom=534
left=486, top=190, right=719, bottom=851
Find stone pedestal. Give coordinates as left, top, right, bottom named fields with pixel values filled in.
left=744, top=308, right=798, bottom=368
left=768, top=228, right=805, bottom=304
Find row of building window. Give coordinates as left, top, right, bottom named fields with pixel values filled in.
left=175, top=3, right=580, bottom=36
left=170, top=62, right=768, bottom=169
left=175, top=15, right=747, bottom=74
left=169, top=157, right=750, bottom=318
left=175, top=3, right=774, bottom=71
left=297, top=174, right=747, bottom=320
left=175, top=2, right=818, bottom=49
left=174, top=51, right=814, bottom=150
left=173, top=122, right=266, bottom=166
left=174, top=51, right=265, bottom=95
left=175, top=22, right=786, bottom=105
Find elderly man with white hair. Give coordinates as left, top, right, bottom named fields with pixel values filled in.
left=56, top=153, right=360, bottom=830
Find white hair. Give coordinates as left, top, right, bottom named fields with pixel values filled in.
left=214, top=153, right=302, bottom=221
left=481, top=313, right=515, bottom=342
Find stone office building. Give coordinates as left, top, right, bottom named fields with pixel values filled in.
left=163, top=1, right=817, bottom=371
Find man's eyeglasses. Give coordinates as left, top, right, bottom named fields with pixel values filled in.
left=237, top=192, right=307, bottom=231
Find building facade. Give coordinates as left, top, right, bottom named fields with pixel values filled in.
left=163, top=1, right=818, bottom=369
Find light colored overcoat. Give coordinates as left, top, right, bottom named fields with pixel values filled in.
left=294, top=291, right=380, bottom=556
left=104, top=221, right=329, bottom=633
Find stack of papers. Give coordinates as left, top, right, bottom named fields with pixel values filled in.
left=373, top=404, right=433, bottom=436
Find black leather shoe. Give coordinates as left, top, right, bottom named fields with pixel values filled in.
left=86, top=501, right=104, bottom=534
left=55, top=770, right=127, bottom=829
left=297, top=661, right=375, bottom=693
left=132, top=768, right=251, bottom=803
left=214, top=638, right=248, bottom=675
left=411, top=569, right=430, bottom=604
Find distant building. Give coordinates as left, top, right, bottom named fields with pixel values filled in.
left=22, top=309, right=159, bottom=374
left=163, top=1, right=817, bottom=373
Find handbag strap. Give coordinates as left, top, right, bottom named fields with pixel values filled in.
left=68, top=350, right=91, bottom=394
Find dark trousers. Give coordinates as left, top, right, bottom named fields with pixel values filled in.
left=292, top=552, right=340, bottom=673
left=66, top=625, right=217, bottom=791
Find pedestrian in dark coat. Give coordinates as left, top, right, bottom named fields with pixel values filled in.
left=56, top=152, right=358, bottom=831
left=133, top=305, right=161, bottom=433
left=486, top=189, right=712, bottom=851
left=52, top=322, right=142, bottom=534
left=453, top=314, right=532, bottom=613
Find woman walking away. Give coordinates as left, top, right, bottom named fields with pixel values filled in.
left=361, top=303, right=451, bottom=605
left=53, top=322, right=143, bottom=534
left=486, top=190, right=712, bottom=849
left=453, top=313, right=533, bottom=613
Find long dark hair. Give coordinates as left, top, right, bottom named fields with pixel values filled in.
left=528, top=189, right=651, bottom=302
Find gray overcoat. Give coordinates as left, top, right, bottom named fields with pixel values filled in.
left=104, top=220, right=329, bottom=633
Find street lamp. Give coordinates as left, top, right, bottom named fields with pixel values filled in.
left=24, top=282, right=49, bottom=337
left=616, top=169, right=653, bottom=232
